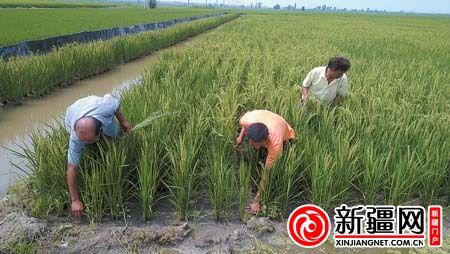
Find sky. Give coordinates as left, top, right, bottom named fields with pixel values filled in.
left=187, top=0, right=450, bottom=14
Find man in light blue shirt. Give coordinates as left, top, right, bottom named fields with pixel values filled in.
left=64, top=93, right=132, bottom=218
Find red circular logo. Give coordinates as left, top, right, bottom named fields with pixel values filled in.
left=287, top=204, right=330, bottom=248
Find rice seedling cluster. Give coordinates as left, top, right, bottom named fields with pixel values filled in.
left=18, top=13, right=450, bottom=224
left=0, top=14, right=238, bottom=103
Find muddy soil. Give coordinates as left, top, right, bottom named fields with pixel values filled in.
left=1, top=185, right=448, bottom=254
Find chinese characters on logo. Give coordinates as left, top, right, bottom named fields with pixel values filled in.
left=287, top=204, right=442, bottom=248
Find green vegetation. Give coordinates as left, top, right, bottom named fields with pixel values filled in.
left=2, top=241, right=36, bottom=254
left=0, top=7, right=222, bottom=46
left=260, top=144, right=304, bottom=218
left=207, top=135, right=235, bottom=221
left=17, top=124, right=68, bottom=218
left=137, top=131, right=162, bottom=220
left=81, top=139, right=130, bottom=223
left=16, top=13, right=450, bottom=224
left=0, top=0, right=116, bottom=9
left=0, top=14, right=238, bottom=103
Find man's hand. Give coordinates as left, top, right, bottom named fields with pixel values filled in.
left=331, top=95, right=342, bottom=107
left=115, top=108, right=132, bottom=134
left=301, top=95, right=309, bottom=106
left=236, top=136, right=243, bottom=147
left=71, top=200, right=84, bottom=219
left=249, top=201, right=261, bottom=215
left=120, top=120, right=133, bottom=134
left=302, top=86, right=309, bottom=106
left=236, top=126, right=247, bottom=148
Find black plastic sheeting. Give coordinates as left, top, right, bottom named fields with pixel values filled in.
left=0, top=13, right=223, bottom=60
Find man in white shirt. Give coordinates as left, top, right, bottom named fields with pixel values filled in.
left=301, top=56, right=351, bottom=105
left=64, top=93, right=132, bottom=219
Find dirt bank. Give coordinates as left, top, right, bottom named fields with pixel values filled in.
left=1, top=184, right=448, bottom=254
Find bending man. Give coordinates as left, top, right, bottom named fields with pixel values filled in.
left=236, top=109, right=295, bottom=214
left=301, top=56, right=351, bottom=106
left=64, top=93, right=132, bottom=218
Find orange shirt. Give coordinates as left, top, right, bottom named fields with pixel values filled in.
left=239, top=110, right=296, bottom=168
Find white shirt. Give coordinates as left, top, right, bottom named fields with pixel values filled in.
left=302, top=66, right=349, bottom=104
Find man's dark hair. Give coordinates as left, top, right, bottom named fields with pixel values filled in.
left=327, top=56, right=351, bottom=72
left=247, top=123, right=269, bottom=142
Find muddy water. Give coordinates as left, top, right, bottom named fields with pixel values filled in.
left=0, top=37, right=198, bottom=198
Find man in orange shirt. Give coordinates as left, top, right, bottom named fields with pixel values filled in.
left=236, top=109, right=296, bottom=214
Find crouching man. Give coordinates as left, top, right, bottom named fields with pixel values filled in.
left=301, top=56, right=351, bottom=106
left=64, top=93, right=132, bottom=218
left=235, top=109, right=295, bottom=214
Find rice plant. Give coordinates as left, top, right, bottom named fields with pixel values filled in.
left=78, top=139, right=129, bottom=223
left=137, top=132, right=163, bottom=220
left=166, top=112, right=207, bottom=221
left=80, top=155, right=105, bottom=225
left=9, top=123, right=69, bottom=218
left=99, top=140, right=129, bottom=219
left=206, top=136, right=235, bottom=221
left=131, top=111, right=176, bottom=132
left=360, top=142, right=391, bottom=204
left=260, top=144, right=304, bottom=218
left=237, top=161, right=251, bottom=222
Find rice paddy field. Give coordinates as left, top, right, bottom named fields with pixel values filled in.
left=0, top=0, right=117, bottom=9
left=0, top=7, right=222, bottom=46
left=15, top=12, right=450, bottom=225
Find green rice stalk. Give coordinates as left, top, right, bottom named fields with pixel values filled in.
left=207, top=136, right=234, bottom=221
left=137, top=133, right=162, bottom=220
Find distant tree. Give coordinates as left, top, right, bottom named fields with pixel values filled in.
left=274, top=4, right=280, bottom=9
left=333, top=7, right=336, bottom=11
left=257, top=2, right=262, bottom=8
left=343, top=8, right=347, bottom=11
left=366, top=8, right=370, bottom=12
left=322, top=4, right=326, bottom=11
left=301, top=6, right=305, bottom=11
left=144, top=0, right=156, bottom=8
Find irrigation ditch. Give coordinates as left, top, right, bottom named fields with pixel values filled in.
left=0, top=14, right=241, bottom=198
left=0, top=14, right=240, bottom=202
left=0, top=13, right=240, bottom=104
